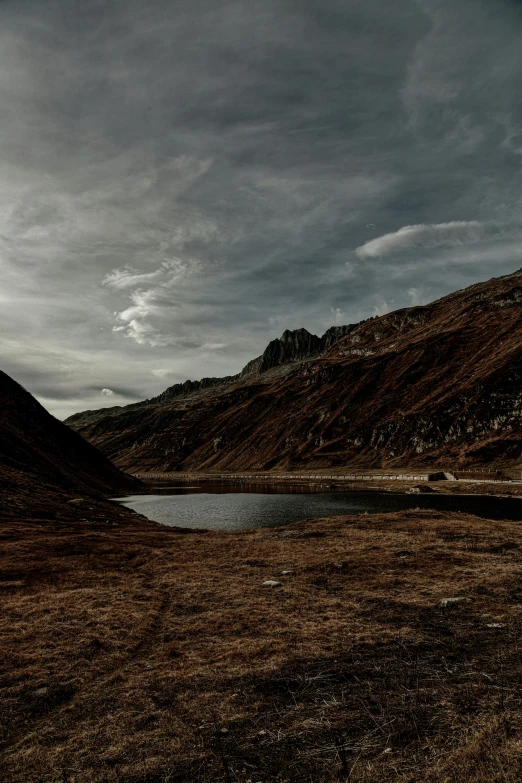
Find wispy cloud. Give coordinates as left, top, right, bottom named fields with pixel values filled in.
left=103, top=267, right=167, bottom=290
left=105, top=258, right=201, bottom=346
left=355, top=222, right=486, bottom=259
left=1, top=0, right=522, bottom=417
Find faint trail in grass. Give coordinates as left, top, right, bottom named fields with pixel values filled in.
left=0, top=582, right=172, bottom=757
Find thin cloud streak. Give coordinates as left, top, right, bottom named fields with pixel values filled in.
left=355, top=221, right=487, bottom=259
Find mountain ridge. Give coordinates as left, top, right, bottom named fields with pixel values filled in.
left=66, top=323, right=359, bottom=427
left=66, top=268, right=522, bottom=471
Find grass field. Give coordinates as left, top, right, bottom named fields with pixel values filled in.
left=2, top=503, right=522, bottom=781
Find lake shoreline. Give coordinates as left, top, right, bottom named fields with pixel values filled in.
left=4, top=472, right=522, bottom=779
left=115, top=484, right=522, bottom=531
left=130, top=469, right=522, bottom=498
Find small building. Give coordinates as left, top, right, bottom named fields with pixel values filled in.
left=428, top=471, right=457, bottom=482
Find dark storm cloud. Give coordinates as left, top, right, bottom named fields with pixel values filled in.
left=1, top=0, right=522, bottom=416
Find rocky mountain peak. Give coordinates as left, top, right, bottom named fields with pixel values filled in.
left=255, top=325, right=358, bottom=374
left=258, top=328, right=322, bottom=373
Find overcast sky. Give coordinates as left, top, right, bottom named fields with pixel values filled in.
left=2, top=0, right=522, bottom=419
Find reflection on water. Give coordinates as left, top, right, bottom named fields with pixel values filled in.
left=115, top=483, right=522, bottom=531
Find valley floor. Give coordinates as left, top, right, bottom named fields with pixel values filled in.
left=2, top=501, right=522, bottom=782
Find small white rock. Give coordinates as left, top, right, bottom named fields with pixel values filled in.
left=263, top=580, right=281, bottom=588
left=281, top=570, right=293, bottom=575
left=438, top=597, right=471, bottom=608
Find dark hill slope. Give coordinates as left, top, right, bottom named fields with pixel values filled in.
left=66, top=325, right=358, bottom=428
left=67, top=269, right=522, bottom=471
left=0, top=370, right=141, bottom=498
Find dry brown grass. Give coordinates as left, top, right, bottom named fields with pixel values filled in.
left=3, top=507, right=522, bottom=781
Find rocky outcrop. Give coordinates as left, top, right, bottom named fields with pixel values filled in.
left=238, top=326, right=356, bottom=378
left=251, top=325, right=358, bottom=374
left=238, top=355, right=263, bottom=377
left=320, top=324, right=357, bottom=351
left=154, top=376, right=234, bottom=403
left=66, top=326, right=356, bottom=431
left=258, top=328, right=322, bottom=372
left=67, top=268, right=522, bottom=472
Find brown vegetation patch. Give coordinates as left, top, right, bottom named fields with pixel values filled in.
left=3, top=508, right=522, bottom=781
left=67, top=270, right=522, bottom=474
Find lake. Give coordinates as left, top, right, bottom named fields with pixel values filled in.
left=115, top=483, right=522, bottom=531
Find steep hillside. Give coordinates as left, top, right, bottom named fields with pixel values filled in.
left=67, top=269, right=522, bottom=472
left=66, top=324, right=359, bottom=429
left=0, top=370, right=141, bottom=500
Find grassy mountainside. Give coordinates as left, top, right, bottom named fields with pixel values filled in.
left=68, top=269, right=522, bottom=472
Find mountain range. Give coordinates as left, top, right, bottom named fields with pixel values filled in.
left=66, top=269, right=522, bottom=473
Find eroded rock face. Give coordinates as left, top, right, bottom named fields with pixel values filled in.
left=239, top=326, right=357, bottom=377
left=155, top=376, right=234, bottom=404
left=255, top=326, right=360, bottom=373
left=67, top=268, right=522, bottom=472
left=258, top=329, right=322, bottom=372
left=320, top=324, right=357, bottom=351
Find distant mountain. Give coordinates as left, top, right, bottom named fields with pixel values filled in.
left=67, top=269, right=522, bottom=472
left=66, top=323, right=363, bottom=426
left=0, top=370, right=141, bottom=499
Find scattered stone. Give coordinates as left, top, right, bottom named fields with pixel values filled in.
left=281, top=570, right=293, bottom=575
left=34, top=687, right=49, bottom=696
left=438, top=597, right=472, bottom=609
left=67, top=498, right=85, bottom=506
left=218, top=727, right=229, bottom=736
left=409, top=484, right=437, bottom=493
left=263, top=580, right=281, bottom=588
left=486, top=623, right=505, bottom=628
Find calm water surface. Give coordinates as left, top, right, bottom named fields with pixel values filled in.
left=115, top=483, right=522, bottom=531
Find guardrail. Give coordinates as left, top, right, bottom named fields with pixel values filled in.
left=133, top=472, right=430, bottom=482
